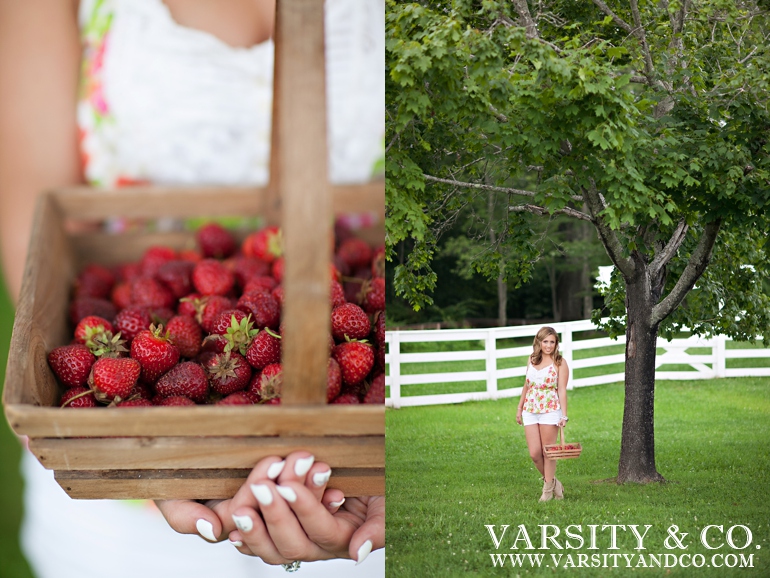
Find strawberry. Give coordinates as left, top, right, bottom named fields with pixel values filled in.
left=327, top=358, right=342, bottom=402
left=140, top=246, right=177, bottom=277
left=111, top=282, right=133, bottom=310
left=48, top=344, right=96, bottom=388
left=253, top=363, right=282, bottom=403
left=242, top=226, right=282, bottom=263
left=131, top=276, right=175, bottom=309
left=332, top=340, right=374, bottom=386
left=74, top=315, right=114, bottom=346
left=216, top=392, right=253, bottom=405
left=332, top=393, right=361, bottom=404
left=199, top=295, right=237, bottom=333
left=363, top=373, right=385, bottom=404
left=130, top=325, right=180, bottom=383
left=212, top=310, right=257, bottom=356
left=331, top=303, right=371, bottom=341
left=242, top=275, right=278, bottom=294
left=156, top=260, right=195, bottom=299
left=337, top=238, right=372, bottom=270
left=115, top=262, right=142, bottom=283
left=271, top=286, right=285, bottom=308
left=165, top=315, right=203, bottom=358
left=196, top=222, right=236, bottom=259
left=228, top=255, right=271, bottom=288
left=130, top=382, right=154, bottom=401
left=330, top=280, right=347, bottom=308
left=89, top=357, right=141, bottom=403
left=236, top=292, right=280, bottom=330
left=114, top=306, right=152, bottom=343
left=69, top=297, right=117, bottom=325
left=116, top=398, right=154, bottom=408
left=156, top=395, right=196, bottom=406
left=148, top=306, right=175, bottom=326
left=60, top=387, right=98, bottom=408
left=155, top=361, right=209, bottom=403
left=205, top=352, right=252, bottom=395
left=371, top=246, right=385, bottom=279
left=245, top=328, right=282, bottom=370
left=192, top=258, right=235, bottom=296
left=178, top=248, right=203, bottom=263
left=271, top=257, right=284, bottom=283
left=74, top=264, right=115, bottom=299
left=359, top=277, right=385, bottom=314
left=373, top=310, right=386, bottom=371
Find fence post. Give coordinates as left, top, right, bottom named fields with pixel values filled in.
left=486, top=329, right=497, bottom=398
left=389, top=331, right=402, bottom=409
left=561, top=324, right=573, bottom=389
left=713, top=334, right=726, bottom=378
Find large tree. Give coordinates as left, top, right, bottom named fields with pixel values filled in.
left=386, top=0, right=770, bottom=482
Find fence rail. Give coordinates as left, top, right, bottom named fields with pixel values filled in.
left=385, top=319, right=770, bottom=408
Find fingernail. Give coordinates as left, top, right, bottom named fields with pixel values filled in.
left=329, top=498, right=346, bottom=508
left=230, top=539, right=243, bottom=547
left=232, top=514, right=253, bottom=533
left=355, top=540, right=373, bottom=565
left=312, top=469, right=331, bottom=487
left=276, top=485, right=297, bottom=502
left=294, top=455, right=315, bottom=476
left=251, top=483, right=273, bottom=506
left=196, top=518, right=216, bottom=542
left=267, top=460, right=285, bottom=480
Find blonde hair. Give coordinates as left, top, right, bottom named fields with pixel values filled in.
left=529, top=326, right=563, bottom=367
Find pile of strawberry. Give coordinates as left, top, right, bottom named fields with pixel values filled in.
left=48, top=222, right=386, bottom=408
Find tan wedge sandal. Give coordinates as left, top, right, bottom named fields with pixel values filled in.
left=539, top=478, right=556, bottom=502
left=553, top=477, right=564, bottom=500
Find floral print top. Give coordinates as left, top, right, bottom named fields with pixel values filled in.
left=522, top=363, right=561, bottom=414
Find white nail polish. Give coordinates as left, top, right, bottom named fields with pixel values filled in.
left=329, top=498, right=346, bottom=508
left=251, top=483, right=273, bottom=506
left=276, top=485, right=297, bottom=502
left=230, top=540, right=243, bottom=547
left=232, top=514, right=253, bottom=533
left=196, top=519, right=216, bottom=542
left=355, top=540, right=373, bottom=565
left=267, top=460, right=285, bottom=480
left=312, top=469, right=331, bottom=487
left=294, top=455, right=315, bottom=477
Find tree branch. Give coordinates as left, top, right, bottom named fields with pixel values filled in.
left=651, top=219, right=722, bottom=325
left=423, top=173, right=583, bottom=202
left=582, top=182, right=636, bottom=279
left=649, top=219, right=689, bottom=276
left=511, top=0, right=538, bottom=39
left=509, top=204, right=593, bottom=222
left=630, top=0, right=656, bottom=79
left=591, top=0, right=632, bottom=34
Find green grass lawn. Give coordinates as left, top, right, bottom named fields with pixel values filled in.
left=385, top=377, right=770, bottom=577
left=0, top=273, right=35, bottom=578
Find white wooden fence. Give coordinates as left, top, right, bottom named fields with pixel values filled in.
left=385, top=319, right=770, bottom=408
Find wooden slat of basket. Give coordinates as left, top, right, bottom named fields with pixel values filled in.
left=29, top=435, right=384, bottom=470
left=55, top=467, right=385, bottom=500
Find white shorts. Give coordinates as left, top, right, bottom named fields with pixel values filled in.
left=522, top=409, right=563, bottom=426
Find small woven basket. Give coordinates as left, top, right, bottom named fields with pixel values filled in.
left=543, top=426, right=582, bottom=460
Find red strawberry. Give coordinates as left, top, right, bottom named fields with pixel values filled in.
left=271, top=286, right=285, bottom=308
left=177, top=293, right=205, bottom=318
left=74, top=264, right=115, bottom=299
left=115, top=262, right=142, bottom=283
left=364, top=373, right=385, bottom=404
left=192, top=259, right=235, bottom=296
left=337, top=238, right=372, bottom=270
left=155, top=361, right=209, bottom=403
left=111, top=282, right=133, bottom=310
left=245, top=328, right=282, bottom=370
left=116, top=398, right=154, bottom=408
left=253, top=363, right=282, bottom=403
left=140, top=246, right=177, bottom=277
left=60, top=387, right=98, bottom=408
left=242, top=226, right=282, bottom=263
left=89, top=357, right=141, bottom=402
left=74, top=315, right=114, bottom=346
left=330, top=280, right=347, bottom=308
left=332, top=341, right=374, bottom=386
left=359, top=277, right=385, bottom=313
left=327, top=358, right=342, bottom=402
left=178, top=248, right=203, bottom=263
left=69, top=297, right=117, bottom=325
left=130, top=382, right=154, bottom=401
left=196, top=222, right=236, bottom=259
left=331, top=303, right=371, bottom=341
left=199, top=295, right=237, bottom=333
left=216, top=392, right=253, bottom=405
left=332, top=393, right=360, bottom=404
left=242, top=275, right=278, bottom=294
left=156, top=260, right=195, bottom=299
left=228, top=255, right=271, bottom=288
left=212, top=310, right=257, bottom=355
left=48, top=344, right=96, bottom=388
left=130, top=325, right=180, bottom=383
left=148, top=306, right=175, bottom=326
left=156, top=395, right=196, bottom=406
left=114, top=306, right=152, bottom=343
left=205, top=352, right=252, bottom=395
left=374, top=310, right=386, bottom=371
left=236, top=292, right=280, bottom=330
left=165, top=315, right=203, bottom=358
left=271, top=257, right=284, bottom=283
left=131, top=276, right=175, bottom=309
left=371, top=246, right=385, bottom=279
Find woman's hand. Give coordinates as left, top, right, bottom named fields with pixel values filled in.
left=516, top=408, right=524, bottom=426
left=558, top=415, right=568, bottom=427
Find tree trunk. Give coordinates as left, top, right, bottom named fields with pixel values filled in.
left=497, top=274, right=507, bottom=326
left=618, top=276, right=665, bottom=483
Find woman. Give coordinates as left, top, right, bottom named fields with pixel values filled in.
left=516, top=326, right=570, bottom=501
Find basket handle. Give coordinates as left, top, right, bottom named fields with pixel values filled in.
left=558, top=426, right=566, bottom=446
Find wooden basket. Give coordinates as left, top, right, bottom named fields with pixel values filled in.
left=543, top=427, right=582, bottom=460
left=2, top=0, right=384, bottom=500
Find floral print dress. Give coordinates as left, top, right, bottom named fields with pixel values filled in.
left=522, top=363, right=561, bottom=414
